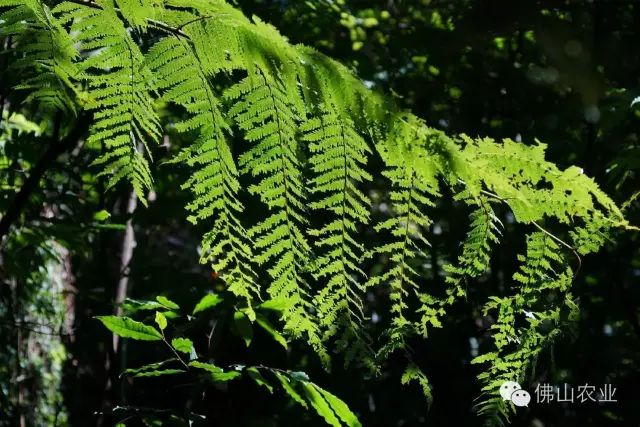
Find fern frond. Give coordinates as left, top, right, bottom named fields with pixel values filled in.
left=55, top=0, right=161, bottom=203
left=1, top=0, right=77, bottom=111
left=441, top=195, right=501, bottom=303
left=472, top=232, right=575, bottom=426
left=457, top=136, right=625, bottom=225
left=369, top=116, right=443, bottom=358
left=225, top=71, right=325, bottom=361
left=401, top=363, right=433, bottom=408
left=304, top=108, right=373, bottom=366
left=114, top=0, right=164, bottom=31
left=160, top=0, right=249, bottom=75
left=147, top=37, right=259, bottom=318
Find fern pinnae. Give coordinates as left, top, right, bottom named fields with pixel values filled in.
left=371, top=117, right=442, bottom=358
left=225, top=69, right=326, bottom=359
left=473, top=231, right=575, bottom=426
left=439, top=194, right=501, bottom=306
left=114, top=0, right=164, bottom=32
left=1, top=0, right=78, bottom=111
left=56, top=0, right=161, bottom=203
left=147, top=36, right=259, bottom=317
left=303, top=106, right=374, bottom=364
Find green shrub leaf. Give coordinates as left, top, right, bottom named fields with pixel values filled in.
left=156, top=296, right=180, bottom=310
left=192, top=293, right=223, bottom=315
left=247, top=367, right=273, bottom=394
left=155, top=311, right=167, bottom=331
left=123, top=359, right=177, bottom=376
left=171, top=337, right=194, bottom=354
left=255, top=314, right=288, bottom=349
left=96, top=316, right=162, bottom=341
left=301, top=382, right=341, bottom=427
left=189, top=361, right=242, bottom=382
left=316, top=386, right=362, bottom=427
left=233, top=311, right=253, bottom=347
left=133, top=369, right=185, bottom=378
left=274, top=371, right=307, bottom=409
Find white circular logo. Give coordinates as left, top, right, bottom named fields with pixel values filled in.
left=499, top=381, right=521, bottom=401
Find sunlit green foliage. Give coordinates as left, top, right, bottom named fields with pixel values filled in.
left=0, top=0, right=633, bottom=425
left=100, top=291, right=363, bottom=426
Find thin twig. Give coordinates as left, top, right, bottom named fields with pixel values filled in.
left=0, top=320, right=74, bottom=337
left=161, top=331, right=189, bottom=369
left=206, top=319, right=217, bottom=351
left=475, top=187, right=583, bottom=276
left=532, top=221, right=582, bottom=278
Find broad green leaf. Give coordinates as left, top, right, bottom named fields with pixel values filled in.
left=96, top=316, right=162, bottom=341
left=133, top=369, right=185, bottom=378
left=162, top=311, right=179, bottom=319
left=247, top=367, right=273, bottom=393
left=123, top=359, right=177, bottom=376
left=92, top=223, right=127, bottom=231
left=192, top=293, right=223, bottom=315
left=171, top=337, right=194, bottom=354
left=255, top=313, right=287, bottom=349
left=156, top=296, right=180, bottom=310
left=274, top=371, right=307, bottom=408
left=289, top=371, right=310, bottom=382
left=301, top=382, right=341, bottom=427
left=317, top=386, right=362, bottom=427
left=93, top=210, right=111, bottom=221
left=211, top=370, right=242, bottom=382
left=189, top=361, right=223, bottom=373
left=233, top=311, right=253, bottom=347
left=155, top=311, right=167, bottom=331
left=189, top=361, right=241, bottom=382
left=121, top=298, right=164, bottom=313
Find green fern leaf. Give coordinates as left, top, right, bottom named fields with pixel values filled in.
left=56, top=0, right=161, bottom=203
left=1, top=0, right=78, bottom=111
left=370, top=116, right=443, bottom=357
left=304, top=108, right=373, bottom=365
left=146, top=36, right=260, bottom=317
left=225, top=70, right=326, bottom=361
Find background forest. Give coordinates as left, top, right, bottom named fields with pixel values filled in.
left=1, top=0, right=639, bottom=426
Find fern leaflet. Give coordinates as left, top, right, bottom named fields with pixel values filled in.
left=56, top=0, right=161, bottom=203
left=147, top=36, right=259, bottom=318
left=225, top=71, right=325, bottom=360
left=304, top=108, right=373, bottom=366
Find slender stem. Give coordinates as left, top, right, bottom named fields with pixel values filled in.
left=175, top=15, right=218, bottom=31
left=476, top=187, right=583, bottom=276
left=161, top=332, right=189, bottom=369
left=112, top=188, right=137, bottom=357
left=530, top=221, right=575, bottom=252
left=532, top=221, right=582, bottom=277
